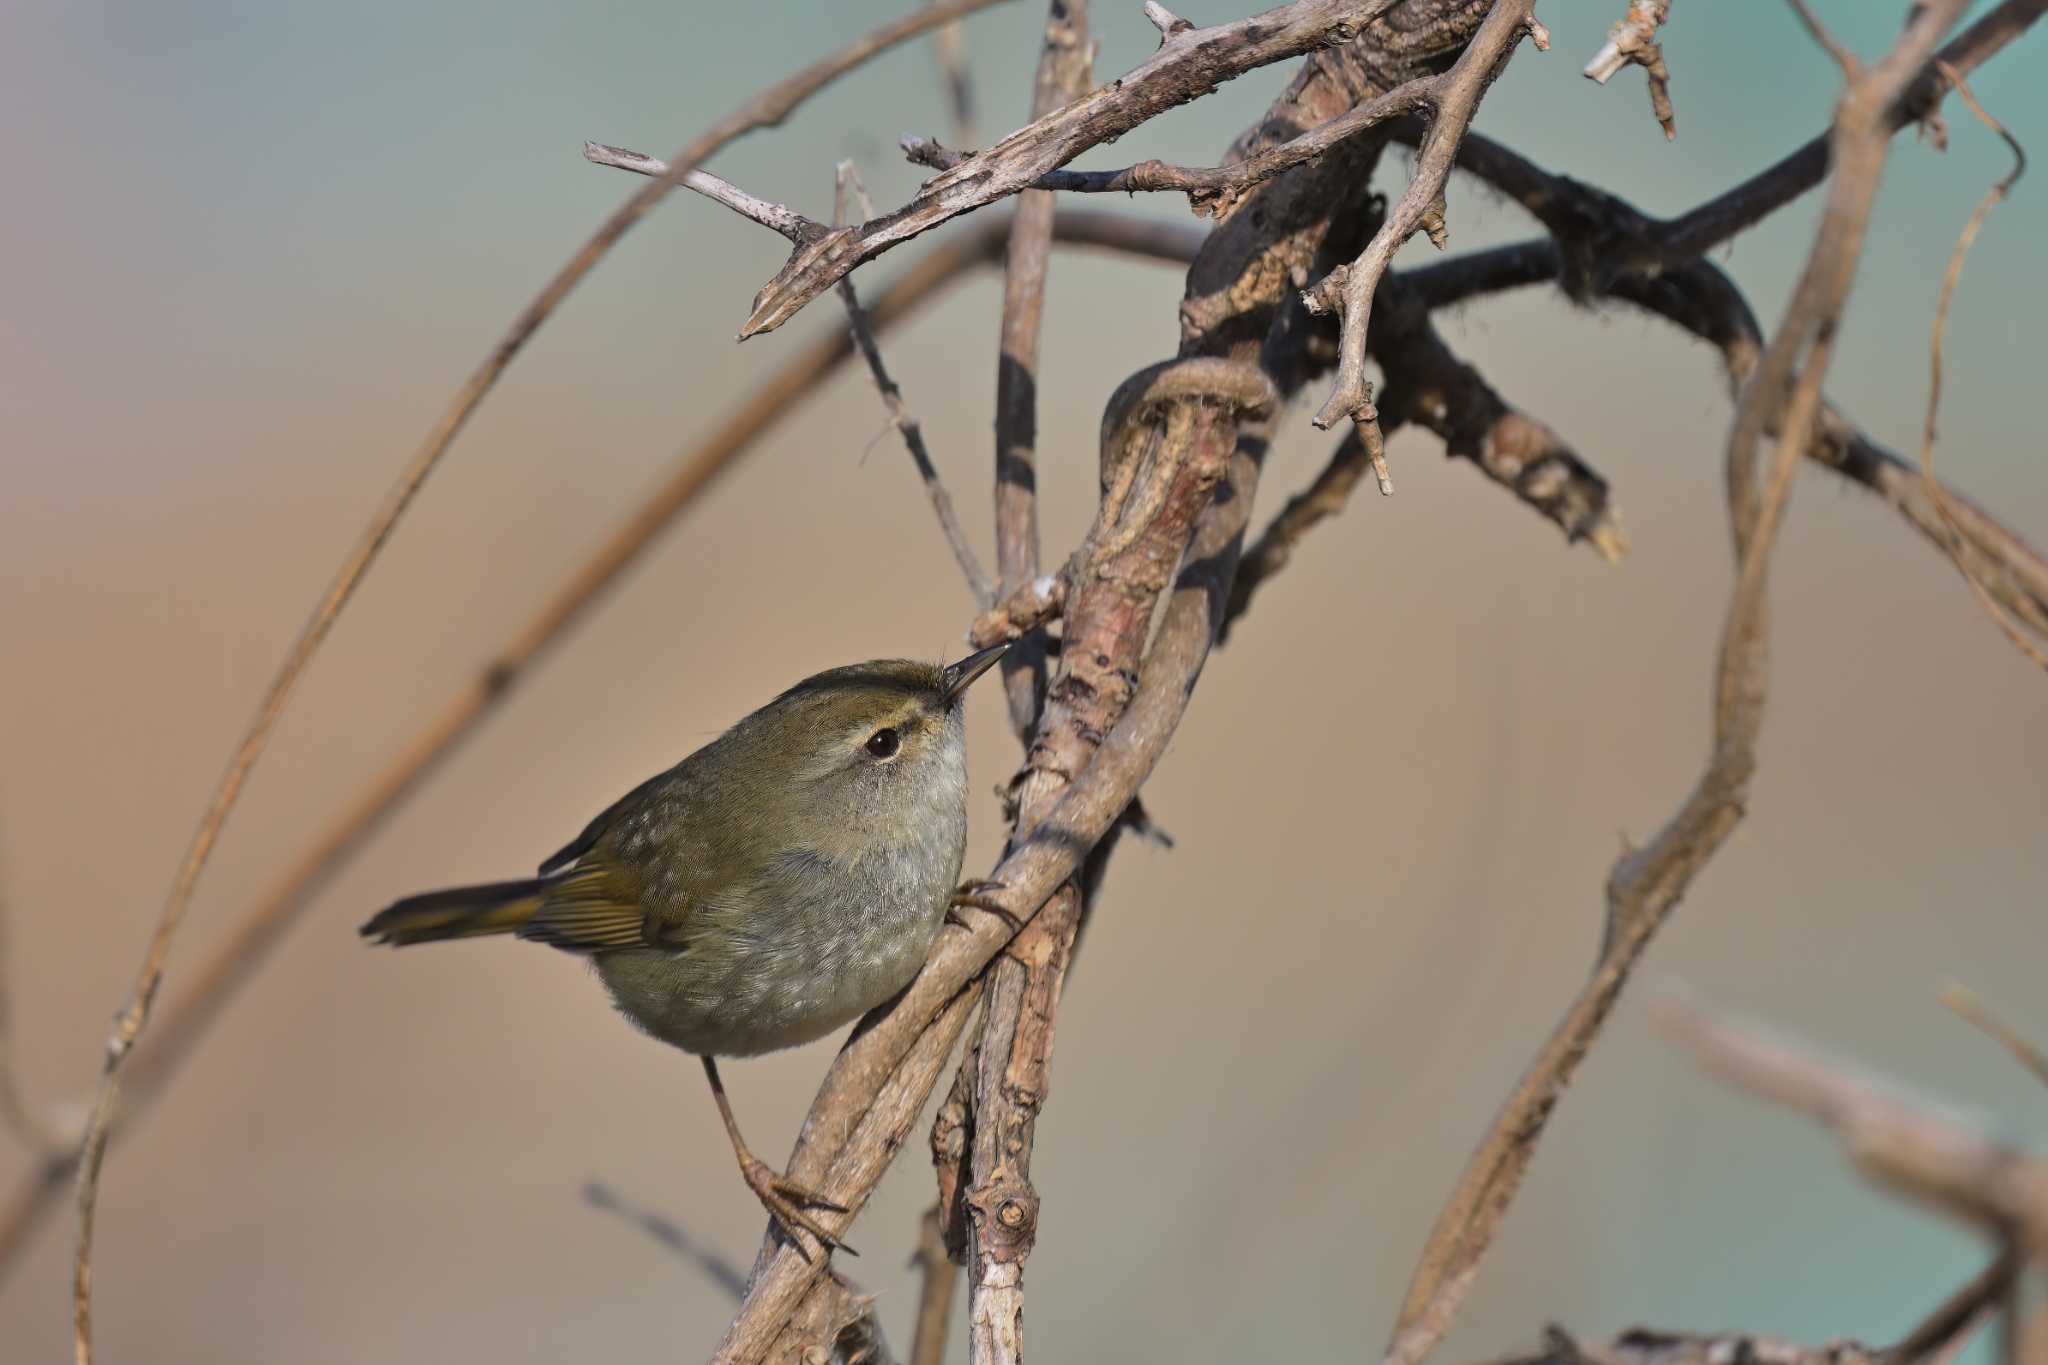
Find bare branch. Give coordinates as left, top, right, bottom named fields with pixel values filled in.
left=908, top=1204, right=960, bottom=1365
left=1582, top=0, right=1676, bottom=139
left=737, top=0, right=1405, bottom=339
left=1143, top=1, right=1193, bottom=42
left=1306, top=0, right=1541, bottom=435
left=1652, top=992, right=2048, bottom=1239
left=0, top=832, right=64, bottom=1159
left=581, top=142, right=824, bottom=244
left=1915, top=66, right=2045, bottom=671
left=835, top=161, right=996, bottom=605
left=1377, top=9, right=1975, bottom=1365
left=1941, top=985, right=2048, bottom=1090
left=1220, top=431, right=1371, bottom=644
left=968, top=574, right=1067, bottom=650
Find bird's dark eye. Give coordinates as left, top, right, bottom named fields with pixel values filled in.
left=865, top=728, right=901, bottom=758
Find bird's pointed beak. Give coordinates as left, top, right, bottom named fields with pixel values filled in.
left=941, top=640, right=1011, bottom=703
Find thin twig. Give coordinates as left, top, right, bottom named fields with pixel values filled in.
left=835, top=160, right=995, bottom=605
left=1916, top=65, right=2045, bottom=671
left=991, top=0, right=1094, bottom=738
left=1305, top=0, right=1542, bottom=435
left=1583, top=0, right=1676, bottom=138
left=1220, top=432, right=1372, bottom=644
left=580, top=142, right=824, bottom=244
left=1941, top=985, right=2048, bottom=1090
left=0, top=830, right=64, bottom=1158
left=1376, top=9, right=1973, bottom=1365
left=582, top=1180, right=749, bottom=1300
left=737, top=0, right=1406, bottom=338
left=908, top=1204, right=960, bottom=1365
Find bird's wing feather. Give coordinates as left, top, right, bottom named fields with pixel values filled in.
left=516, top=858, right=655, bottom=951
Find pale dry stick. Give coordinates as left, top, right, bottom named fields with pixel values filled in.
left=990, top=0, right=1093, bottom=740
left=1916, top=65, right=2045, bottom=671
left=959, top=8, right=1096, bottom=1358
left=1377, top=7, right=1972, bottom=1365
left=836, top=160, right=996, bottom=606
left=1941, top=985, right=2048, bottom=1089
left=1583, top=0, right=1675, bottom=139
left=737, top=0, right=1405, bottom=339
left=66, top=3, right=1019, bottom=1357
left=0, top=210, right=1201, bottom=1293
left=1652, top=993, right=2048, bottom=1238
left=580, top=143, right=825, bottom=244
left=901, top=65, right=1438, bottom=222
left=1305, top=0, right=1543, bottom=434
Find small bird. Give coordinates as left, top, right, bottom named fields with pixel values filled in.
left=361, top=642, right=1010, bottom=1255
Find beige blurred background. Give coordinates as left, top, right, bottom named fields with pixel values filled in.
left=3, top=1, right=2044, bottom=1361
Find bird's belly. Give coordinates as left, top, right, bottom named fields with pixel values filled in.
left=593, top=897, right=943, bottom=1059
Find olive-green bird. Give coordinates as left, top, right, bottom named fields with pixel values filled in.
left=361, top=643, right=1011, bottom=1255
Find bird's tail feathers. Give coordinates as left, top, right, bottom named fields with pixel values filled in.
left=360, top=876, right=554, bottom=947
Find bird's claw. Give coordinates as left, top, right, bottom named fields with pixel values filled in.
left=946, top=880, right=1022, bottom=932
left=739, top=1157, right=856, bottom=1261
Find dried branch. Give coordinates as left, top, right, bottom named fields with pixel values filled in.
left=736, top=0, right=1407, bottom=339
left=1370, top=273, right=1626, bottom=560
left=1376, top=9, right=1973, bottom=1365
left=835, top=161, right=995, bottom=605
left=66, top=4, right=1021, bottom=1355
left=1916, top=67, right=2045, bottom=671
left=903, top=68, right=1438, bottom=221
left=1941, top=985, right=2048, bottom=1090
left=1304, top=0, right=1542, bottom=436
left=962, top=10, right=1096, bottom=1355
left=0, top=209, right=1201, bottom=1292
left=1653, top=993, right=2048, bottom=1239
left=968, top=574, right=1067, bottom=650
left=908, top=1205, right=960, bottom=1365
left=581, top=142, right=825, bottom=244
left=991, top=0, right=1093, bottom=739
left=0, top=833, right=63, bottom=1158
left=1583, top=0, right=1676, bottom=139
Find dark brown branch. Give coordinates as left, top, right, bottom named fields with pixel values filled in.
left=1371, top=273, right=1626, bottom=561
left=1583, top=0, right=1676, bottom=139
left=581, top=1180, right=749, bottom=1300
left=1221, top=431, right=1372, bottom=644
left=737, top=0, right=1408, bottom=339
left=0, top=208, right=1200, bottom=1294
left=1305, top=0, right=1543, bottom=433
left=1377, top=9, right=1975, bottom=1365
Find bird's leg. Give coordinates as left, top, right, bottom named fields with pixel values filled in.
left=700, top=1056, right=855, bottom=1260
left=946, top=879, right=1022, bottom=932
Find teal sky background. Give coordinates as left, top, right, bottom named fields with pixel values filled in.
left=2, top=3, right=2044, bottom=1362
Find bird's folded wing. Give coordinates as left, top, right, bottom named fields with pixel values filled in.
left=516, top=861, right=655, bottom=951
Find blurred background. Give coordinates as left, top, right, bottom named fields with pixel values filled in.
left=3, top=1, right=2045, bottom=1360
